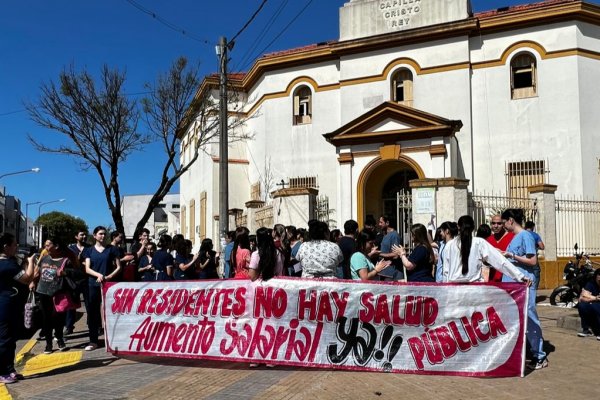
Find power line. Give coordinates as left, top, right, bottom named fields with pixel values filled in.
left=230, top=0, right=269, bottom=44
left=232, top=0, right=289, bottom=72
left=242, top=0, right=314, bottom=71
left=0, top=109, right=26, bottom=117
left=123, top=0, right=209, bottom=44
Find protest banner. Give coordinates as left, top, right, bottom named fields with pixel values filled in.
left=102, top=278, right=527, bottom=377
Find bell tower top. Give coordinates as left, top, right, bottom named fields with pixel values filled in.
left=340, top=0, right=472, bottom=41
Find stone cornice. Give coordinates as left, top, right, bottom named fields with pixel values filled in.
left=271, top=187, right=319, bottom=198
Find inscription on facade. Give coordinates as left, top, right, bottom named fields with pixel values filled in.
left=379, top=0, right=422, bottom=29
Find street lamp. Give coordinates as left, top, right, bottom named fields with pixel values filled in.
left=25, top=201, right=41, bottom=220
left=37, top=198, right=66, bottom=248
left=25, top=201, right=41, bottom=247
left=0, top=168, right=41, bottom=180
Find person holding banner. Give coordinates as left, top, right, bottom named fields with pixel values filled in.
left=441, top=216, right=527, bottom=284
left=84, top=226, right=121, bottom=351
left=350, top=230, right=391, bottom=281
left=501, top=209, right=548, bottom=370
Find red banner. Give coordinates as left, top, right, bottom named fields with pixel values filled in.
left=102, top=278, right=527, bottom=377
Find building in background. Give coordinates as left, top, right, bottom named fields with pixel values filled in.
left=179, top=0, right=600, bottom=249
left=121, top=194, right=180, bottom=240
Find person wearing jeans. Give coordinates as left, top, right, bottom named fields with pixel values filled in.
left=577, top=268, right=600, bottom=339
left=83, top=226, right=121, bottom=351
left=501, top=209, right=548, bottom=370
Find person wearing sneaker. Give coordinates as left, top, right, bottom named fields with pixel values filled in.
left=577, top=268, right=600, bottom=340
left=83, top=226, right=121, bottom=351
left=0, top=233, right=36, bottom=384
left=501, top=209, right=548, bottom=370
left=65, top=230, right=90, bottom=336
left=34, top=238, right=81, bottom=355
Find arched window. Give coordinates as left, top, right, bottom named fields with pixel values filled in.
left=293, top=85, right=312, bottom=125
left=391, top=69, right=413, bottom=106
left=511, top=52, right=537, bottom=99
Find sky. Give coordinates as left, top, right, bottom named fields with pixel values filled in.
left=1, top=0, right=532, bottom=229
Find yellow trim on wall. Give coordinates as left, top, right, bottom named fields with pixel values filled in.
left=243, top=42, right=600, bottom=118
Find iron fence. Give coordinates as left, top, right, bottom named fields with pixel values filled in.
left=468, top=192, right=537, bottom=229
left=555, top=197, right=600, bottom=256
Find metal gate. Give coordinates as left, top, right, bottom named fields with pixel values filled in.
left=396, top=189, right=413, bottom=249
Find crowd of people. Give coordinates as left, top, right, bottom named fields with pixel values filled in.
left=6, top=207, right=600, bottom=383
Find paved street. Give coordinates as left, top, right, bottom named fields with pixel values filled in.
left=3, top=292, right=598, bottom=400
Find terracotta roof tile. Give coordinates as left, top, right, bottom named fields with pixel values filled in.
left=475, top=0, right=578, bottom=18
left=261, top=41, right=335, bottom=59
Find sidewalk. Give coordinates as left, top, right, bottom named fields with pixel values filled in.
left=4, top=293, right=597, bottom=400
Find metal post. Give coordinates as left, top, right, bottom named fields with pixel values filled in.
left=218, top=36, right=229, bottom=241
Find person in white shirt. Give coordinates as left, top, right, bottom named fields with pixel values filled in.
left=298, top=220, right=343, bottom=279
left=442, top=216, right=529, bottom=284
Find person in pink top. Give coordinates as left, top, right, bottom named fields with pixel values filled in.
left=248, top=227, right=285, bottom=280
left=231, top=230, right=251, bottom=279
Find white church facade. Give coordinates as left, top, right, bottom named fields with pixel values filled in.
left=179, top=0, right=600, bottom=249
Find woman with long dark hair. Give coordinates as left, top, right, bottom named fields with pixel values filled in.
left=248, top=227, right=284, bottom=281
left=174, top=240, right=198, bottom=280
left=198, top=238, right=219, bottom=279
left=434, top=221, right=458, bottom=282
left=441, top=216, right=527, bottom=283
left=393, top=224, right=435, bottom=282
left=138, top=242, right=157, bottom=281
left=501, top=208, right=547, bottom=370
left=84, top=226, right=121, bottom=351
left=231, top=230, right=251, bottom=279
left=34, top=238, right=82, bottom=354
left=151, top=235, right=174, bottom=281
left=0, top=233, right=35, bottom=384
left=350, top=230, right=390, bottom=281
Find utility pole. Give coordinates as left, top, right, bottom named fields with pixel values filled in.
left=217, top=36, right=229, bottom=241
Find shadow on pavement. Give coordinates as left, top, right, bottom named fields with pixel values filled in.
left=116, top=355, right=319, bottom=372
left=24, top=357, right=118, bottom=379
left=523, top=339, right=555, bottom=376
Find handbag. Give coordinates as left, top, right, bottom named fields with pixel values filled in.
left=24, top=290, right=41, bottom=329
left=53, top=290, right=81, bottom=312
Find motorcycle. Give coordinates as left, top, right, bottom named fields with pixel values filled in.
left=550, top=243, right=598, bottom=307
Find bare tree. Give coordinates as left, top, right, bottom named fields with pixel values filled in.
left=27, top=57, right=248, bottom=236
left=261, top=156, right=276, bottom=202
left=27, top=65, right=145, bottom=232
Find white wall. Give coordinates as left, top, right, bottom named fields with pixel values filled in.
left=180, top=7, right=600, bottom=244
left=470, top=23, right=584, bottom=196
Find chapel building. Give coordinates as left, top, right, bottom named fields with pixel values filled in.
left=178, top=0, right=600, bottom=248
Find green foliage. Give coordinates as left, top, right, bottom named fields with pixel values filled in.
left=36, top=211, right=89, bottom=247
